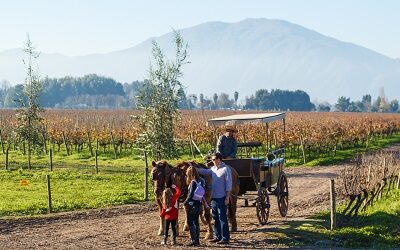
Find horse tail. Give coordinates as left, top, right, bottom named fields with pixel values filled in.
left=200, top=211, right=207, bottom=225
left=200, top=204, right=211, bottom=225
left=227, top=199, right=233, bottom=223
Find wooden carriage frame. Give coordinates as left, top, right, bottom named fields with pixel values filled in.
left=207, top=113, right=289, bottom=225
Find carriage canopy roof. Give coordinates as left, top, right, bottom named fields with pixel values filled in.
left=207, top=113, right=286, bottom=126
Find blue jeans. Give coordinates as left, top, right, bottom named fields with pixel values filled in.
left=211, top=197, right=230, bottom=241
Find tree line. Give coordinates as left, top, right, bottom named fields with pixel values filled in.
left=0, top=75, right=398, bottom=112
left=332, top=94, right=399, bottom=113
left=0, top=75, right=144, bottom=109
left=0, top=75, right=313, bottom=111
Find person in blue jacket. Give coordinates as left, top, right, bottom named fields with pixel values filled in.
left=216, top=126, right=238, bottom=159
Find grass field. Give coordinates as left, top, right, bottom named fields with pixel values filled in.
left=0, top=169, right=145, bottom=217
left=0, top=148, right=202, bottom=217
left=268, top=189, right=400, bottom=248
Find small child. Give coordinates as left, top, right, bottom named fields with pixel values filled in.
left=160, top=184, right=181, bottom=245
left=184, top=166, right=204, bottom=247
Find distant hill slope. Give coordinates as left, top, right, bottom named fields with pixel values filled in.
left=1, top=18, right=399, bottom=102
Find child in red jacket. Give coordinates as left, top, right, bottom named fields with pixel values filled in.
left=160, top=184, right=181, bottom=245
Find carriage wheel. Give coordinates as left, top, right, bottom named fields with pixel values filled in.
left=255, top=186, right=270, bottom=225
left=277, top=173, right=289, bottom=217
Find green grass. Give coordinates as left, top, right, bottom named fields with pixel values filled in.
left=0, top=169, right=147, bottom=217
left=261, top=189, right=400, bottom=248
left=285, top=133, right=400, bottom=167
left=0, top=146, right=204, bottom=217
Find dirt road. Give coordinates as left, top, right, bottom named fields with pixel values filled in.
left=0, top=160, right=351, bottom=250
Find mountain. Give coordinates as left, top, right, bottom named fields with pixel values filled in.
left=1, top=18, right=399, bottom=103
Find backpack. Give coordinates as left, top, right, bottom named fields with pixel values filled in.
left=192, top=181, right=205, bottom=201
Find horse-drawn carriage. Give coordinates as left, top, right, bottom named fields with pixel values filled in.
left=207, top=113, right=289, bottom=225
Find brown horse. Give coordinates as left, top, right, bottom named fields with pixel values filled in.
left=228, top=165, right=240, bottom=232
left=151, top=160, right=187, bottom=236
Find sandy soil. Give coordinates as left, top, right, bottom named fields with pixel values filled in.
left=0, top=160, right=351, bottom=250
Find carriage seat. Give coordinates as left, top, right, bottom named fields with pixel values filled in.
left=237, top=141, right=262, bottom=158
left=263, top=157, right=284, bottom=168
left=237, top=141, right=262, bottom=147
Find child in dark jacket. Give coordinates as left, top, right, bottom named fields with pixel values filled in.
left=184, top=166, right=205, bottom=247
left=160, top=184, right=181, bottom=245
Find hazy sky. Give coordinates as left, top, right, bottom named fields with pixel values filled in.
left=1, top=0, right=400, bottom=58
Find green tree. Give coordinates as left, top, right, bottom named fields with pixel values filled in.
left=212, top=93, right=218, bottom=110
left=348, top=101, right=361, bottom=112
left=317, top=102, right=331, bottom=112
left=199, top=93, right=204, bottom=110
left=15, top=35, right=45, bottom=169
left=244, top=94, right=256, bottom=110
left=389, top=99, right=399, bottom=113
left=234, top=91, right=239, bottom=109
left=371, top=96, right=381, bottom=112
left=217, top=93, right=233, bottom=109
left=361, top=94, right=371, bottom=112
left=378, top=87, right=389, bottom=112
left=335, top=96, right=351, bottom=112
left=244, top=89, right=314, bottom=111
left=176, top=87, right=189, bottom=109
left=4, top=84, right=24, bottom=108
left=187, top=94, right=197, bottom=109
left=136, top=31, right=188, bottom=160
left=254, top=89, right=270, bottom=110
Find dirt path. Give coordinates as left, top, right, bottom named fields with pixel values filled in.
left=0, top=160, right=350, bottom=250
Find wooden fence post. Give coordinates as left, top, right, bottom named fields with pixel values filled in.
left=300, top=135, right=306, bottom=164
left=397, top=170, right=400, bottom=189
left=49, top=148, right=53, bottom=171
left=378, top=179, right=386, bottom=200
left=42, top=131, right=48, bottom=155
left=144, top=151, right=149, bottom=201
left=367, top=164, right=371, bottom=184
left=191, top=139, right=204, bottom=159
left=110, top=132, right=117, bottom=159
left=87, top=131, right=94, bottom=157
left=330, top=179, right=336, bottom=230
left=62, top=131, right=69, bottom=155
left=189, top=134, right=194, bottom=158
left=0, top=129, right=5, bottom=154
left=5, top=147, right=9, bottom=170
left=46, top=175, right=52, bottom=213
left=95, top=150, right=99, bottom=174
